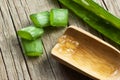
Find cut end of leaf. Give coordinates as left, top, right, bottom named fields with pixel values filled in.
left=26, top=52, right=43, bottom=57
left=50, top=8, right=68, bottom=27
left=17, top=26, right=44, bottom=40
left=17, top=31, right=32, bottom=40
left=30, top=11, right=50, bottom=28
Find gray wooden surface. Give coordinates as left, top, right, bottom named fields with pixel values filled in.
left=0, top=0, right=120, bottom=80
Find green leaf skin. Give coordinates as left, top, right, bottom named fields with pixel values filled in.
left=17, top=26, right=44, bottom=40
left=50, top=8, right=68, bottom=27
left=22, top=38, right=43, bottom=57
left=30, top=11, right=50, bottom=28
left=59, top=0, right=120, bottom=45
left=73, top=0, right=120, bottom=30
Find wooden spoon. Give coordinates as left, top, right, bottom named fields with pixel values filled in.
left=51, top=26, right=120, bottom=80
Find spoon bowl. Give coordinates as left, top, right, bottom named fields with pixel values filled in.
left=51, top=26, right=120, bottom=80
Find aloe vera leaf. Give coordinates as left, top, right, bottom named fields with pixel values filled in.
left=59, top=0, right=120, bottom=45
left=73, top=0, right=120, bottom=30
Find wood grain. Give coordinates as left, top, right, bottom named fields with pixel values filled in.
left=0, top=0, right=30, bottom=79
left=0, top=49, right=8, bottom=80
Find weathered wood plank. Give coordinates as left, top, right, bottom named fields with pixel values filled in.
left=103, top=0, right=120, bottom=18
left=0, top=0, right=30, bottom=80
left=0, top=49, right=8, bottom=80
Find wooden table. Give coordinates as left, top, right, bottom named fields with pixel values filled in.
left=0, top=0, right=120, bottom=80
